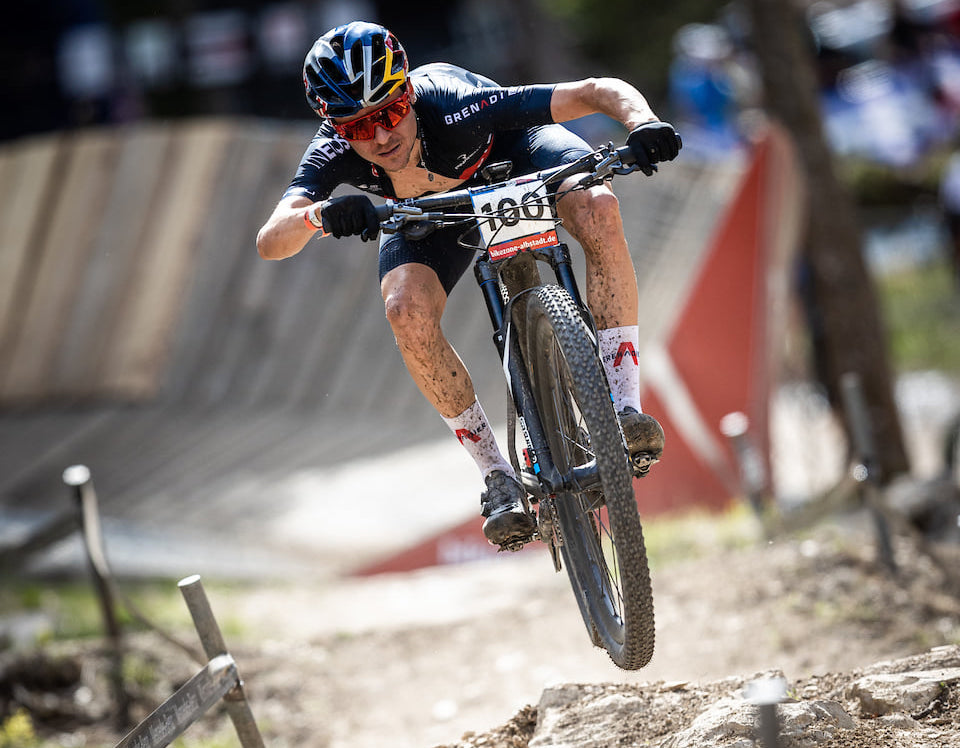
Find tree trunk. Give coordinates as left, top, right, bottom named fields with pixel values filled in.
left=744, top=0, right=910, bottom=479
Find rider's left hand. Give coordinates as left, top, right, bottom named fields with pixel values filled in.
left=626, top=122, right=682, bottom=175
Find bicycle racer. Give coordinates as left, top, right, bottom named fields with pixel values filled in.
left=256, top=22, right=680, bottom=548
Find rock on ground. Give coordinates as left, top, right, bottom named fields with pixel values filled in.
left=449, top=646, right=960, bottom=748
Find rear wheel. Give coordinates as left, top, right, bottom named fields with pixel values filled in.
left=519, top=285, right=655, bottom=670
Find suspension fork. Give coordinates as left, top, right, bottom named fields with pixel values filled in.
left=549, top=242, right=586, bottom=310
left=475, top=256, right=553, bottom=488
left=549, top=241, right=600, bottom=336
left=474, top=243, right=587, bottom=351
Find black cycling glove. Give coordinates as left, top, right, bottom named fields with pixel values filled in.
left=626, top=122, right=683, bottom=175
left=320, top=195, right=380, bottom=241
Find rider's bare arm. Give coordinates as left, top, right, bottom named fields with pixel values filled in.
left=550, top=78, right=660, bottom=131
left=257, top=194, right=320, bottom=260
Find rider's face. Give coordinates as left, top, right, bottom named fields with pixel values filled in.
left=333, top=87, right=418, bottom=173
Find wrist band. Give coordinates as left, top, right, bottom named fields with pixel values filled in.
left=303, top=204, right=324, bottom=232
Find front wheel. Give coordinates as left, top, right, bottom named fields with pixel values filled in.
left=519, top=285, right=655, bottom=670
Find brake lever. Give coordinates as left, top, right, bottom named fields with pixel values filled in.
left=379, top=202, right=426, bottom=235
left=577, top=160, right=647, bottom=188
left=380, top=218, right=403, bottom=235
left=618, top=163, right=656, bottom=177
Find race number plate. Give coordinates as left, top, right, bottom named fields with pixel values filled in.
left=470, top=178, right=559, bottom=260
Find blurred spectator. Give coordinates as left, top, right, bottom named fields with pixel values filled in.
left=259, top=4, right=310, bottom=74
left=668, top=22, right=757, bottom=159
left=822, top=58, right=942, bottom=167
left=800, top=0, right=960, bottom=167
left=0, top=0, right=448, bottom=141
left=125, top=19, right=179, bottom=89
left=808, top=0, right=893, bottom=62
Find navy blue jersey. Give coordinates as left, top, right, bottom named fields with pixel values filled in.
left=282, top=63, right=556, bottom=201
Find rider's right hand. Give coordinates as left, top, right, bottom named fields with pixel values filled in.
left=320, top=195, right=380, bottom=241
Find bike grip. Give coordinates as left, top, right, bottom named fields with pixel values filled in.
left=374, top=202, right=394, bottom=222
left=617, top=144, right=636, bottom=166
left=617, top=144, right=656, bottom=176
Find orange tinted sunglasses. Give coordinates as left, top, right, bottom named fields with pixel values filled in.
left=331, top=88, right=412, bottom=141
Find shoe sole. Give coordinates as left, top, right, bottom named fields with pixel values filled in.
left=483, top=511, right=537, bottom=549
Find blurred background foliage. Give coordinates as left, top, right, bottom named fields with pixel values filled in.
left=542, top=0, right=722, bottom=98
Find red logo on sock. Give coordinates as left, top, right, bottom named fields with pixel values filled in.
left=455, top=429, right=482, bottom=444
left=613, top=342, right=639, bottom=367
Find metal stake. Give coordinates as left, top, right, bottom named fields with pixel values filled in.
left=720, top=411, right=769, bottom=519
left=840, top=372, right=898, bottom=574
left=745, top=677, right=787, bottom=748
left=63, top=464, right=130, bottom=729
left=178, top=575, right=265, bottom=748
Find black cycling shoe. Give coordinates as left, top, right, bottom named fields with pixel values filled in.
left=480, top=470, right=537, bottom=547
left=619, top=407, right=665, bottom=477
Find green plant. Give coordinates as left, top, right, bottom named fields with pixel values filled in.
left=878, top=258, right=960, bottom=375
left=1, top=579, right=237, bottom=644
left=0, top=709, right=38, bottom=748
left=641, top=503, right=761, bottom=569
left=170, top=725, right=237, bottom=748
left=122, top=653, right=160, bottom=688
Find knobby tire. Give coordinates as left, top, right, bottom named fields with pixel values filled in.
left=519, top=285, right=655, bottom=670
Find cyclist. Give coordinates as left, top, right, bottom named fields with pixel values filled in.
left=256, top=22, right=681, bottom=547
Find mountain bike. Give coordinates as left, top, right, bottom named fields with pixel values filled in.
left=375, top=141, right=658, bottom=670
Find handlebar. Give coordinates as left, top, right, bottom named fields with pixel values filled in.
left=374, top=140, right=648, bottom=234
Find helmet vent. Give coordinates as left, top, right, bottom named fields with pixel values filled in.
left=347, top=39, right=365, bottom=79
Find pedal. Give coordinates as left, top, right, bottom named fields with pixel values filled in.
left=497, top=532, right=536, bottom=553
left=631, top=451, right=659, bottom=478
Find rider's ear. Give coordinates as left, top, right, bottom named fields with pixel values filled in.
left=407, top=82, right=416, bottom=105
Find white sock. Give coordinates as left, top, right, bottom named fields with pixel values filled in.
left=597, top=325, right=644, bottom=413
left=442, top=399, right=513, bottom=479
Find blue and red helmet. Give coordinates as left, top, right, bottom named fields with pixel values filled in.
left=303, top=22, right=409, bottom=118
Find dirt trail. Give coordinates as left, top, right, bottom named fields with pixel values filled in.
left=23, top=511, right=958, bottom=748
left=242, top=522, right=957, bottom=748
